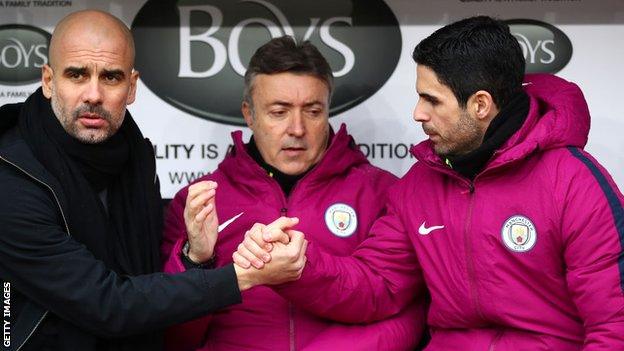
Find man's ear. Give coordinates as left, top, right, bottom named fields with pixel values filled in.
left=41, top=64, right=54, bottom=99
left=468, top=90, right=498, bottom=121
left=126, top=69, right=140, bottom=105
left=242, top=101, right=254, bottom=128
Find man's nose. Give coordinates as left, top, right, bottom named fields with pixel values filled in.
left=81, top=79, right=103, bottom=105
left=287, top=112, right=305, bottom=137
left=413, top=100, right=429, bottom=123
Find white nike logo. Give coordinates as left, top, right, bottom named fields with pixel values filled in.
left=418, top=221, right=444, bottom=235
left=218, top=212, right=244, bottom=233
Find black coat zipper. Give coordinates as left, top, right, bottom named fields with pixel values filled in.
left=0, top=155, right=71, bottom=351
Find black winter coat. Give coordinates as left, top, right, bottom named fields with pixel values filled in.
left=0, top=105, right=241, bottom=351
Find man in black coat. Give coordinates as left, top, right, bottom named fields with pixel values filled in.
left=0, top=10, right=307, bottom=351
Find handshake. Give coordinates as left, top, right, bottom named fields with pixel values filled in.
left=183, top=181, right=308, bottom=291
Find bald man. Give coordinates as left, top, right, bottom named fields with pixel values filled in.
left=0, top=10, right=306, bottom=351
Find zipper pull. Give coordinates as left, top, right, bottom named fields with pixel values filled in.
left=280, top=207, right=288, bottom=217
left=461, top=181, right=475, bottom=195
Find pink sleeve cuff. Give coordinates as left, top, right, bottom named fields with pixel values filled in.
left=163, top=237, right=187, bottom=273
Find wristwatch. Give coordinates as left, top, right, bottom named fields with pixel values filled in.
left=181, top=240, right=216, bottom=269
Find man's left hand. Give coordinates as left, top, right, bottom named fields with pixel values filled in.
left=183, top=181, right=219, bottom=263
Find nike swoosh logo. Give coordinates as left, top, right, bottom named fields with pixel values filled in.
left=218, top=212, right=244, bottom=233
left=418, top=221, right=444, bottom=235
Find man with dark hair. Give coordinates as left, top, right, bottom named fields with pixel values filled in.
left=161, top=36, right=424, bottom=350
left=242, top=35, right=335, bottom=112
left=0, top=10, right=304, bottom=351
left=413, top=16, right=525, bottom=110
left=236, top=16, right=624, bottom=350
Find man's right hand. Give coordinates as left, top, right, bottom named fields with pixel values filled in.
left=233, top=218, right=307, bottom=291
left=233, top=217, right=298, bottom=269
left=183, top=181, right=219, bottom=263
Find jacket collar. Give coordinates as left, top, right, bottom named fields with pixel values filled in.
left=411, top=73, right=591, bottom=176
left=0, top=106, right=59, bottom=190
left=219, top=123, right=368, bottom=193
left=0, top=125, right=70, bottom=217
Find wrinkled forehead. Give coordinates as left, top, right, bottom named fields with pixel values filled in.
left=50, top=16, right=134, bottom=70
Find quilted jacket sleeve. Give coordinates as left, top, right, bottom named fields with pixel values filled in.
left=274, top=184, right=425, bottom=323
left=560, top=148, right=624, bottom=350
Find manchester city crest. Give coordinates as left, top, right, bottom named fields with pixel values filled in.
left=501, top=215, right=537, bottom=252
left=324, top=203, right=358, bottom=237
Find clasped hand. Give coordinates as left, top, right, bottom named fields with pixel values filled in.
left=183, top=181, right=308, bottom=290
left=233, top=217, right=308, bottom=290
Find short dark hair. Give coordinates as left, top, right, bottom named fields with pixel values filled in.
left=412, top=16, right=525, bottom=108
left=243, top=36, right=334, bottom=108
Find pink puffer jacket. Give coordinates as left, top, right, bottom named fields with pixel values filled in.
left=275, top=74, right=624, bottom=350
left=162, top=124, right=425, bottom=351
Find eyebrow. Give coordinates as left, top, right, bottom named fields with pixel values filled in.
left=418, top=93, right=440, bottom=103
left=268, top=100, right=325, bottom=108
left=268, top=101, right=293, bottom=108
left=101, top=68, right=125, bottom=79
left=62, top=66, right=126, bottom=79
left=303, top=101, right=325, bottom=108
left=63, top=66, right=87, bottom=76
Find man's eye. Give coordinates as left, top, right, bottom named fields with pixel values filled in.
left=68, top=72, right=84, bottom=80
left=270, top=110, right=287, bottom=117
left=428, top=97, right=441, bottom=106
left=103, top=74, right=120, bottom=83
left=307, top=109, right=322, bottom=117
left=421, top=97, right=439, bottom=106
